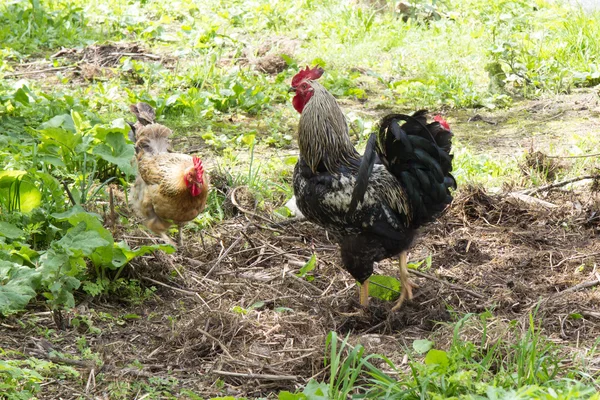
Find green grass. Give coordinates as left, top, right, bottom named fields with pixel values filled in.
left=283, top=315, right=599, bottom=400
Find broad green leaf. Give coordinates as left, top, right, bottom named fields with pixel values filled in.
left=0, top=222, right=25, bottom=239
left=111, top=241, right=175, bottom=269
left=0, top=261, right=41, bottom=315
left=49, top=275, right=80, bottom=309
left=38, top=127, right=81, bottom=153
left=9, top=245, right=39, bottom=265
left=368, top=275, right=401, bottom=301
left=15, top=178, right=42, bottom=213
left=0, top=173, right=42, bottom=213
left=279, top=392, right=306, bottom=400
left=0, top=170, right=26, bottom=188
left=274, top=206, right=292, bottom=218
left=284, top=156, right=298, bottom=165
left=38, top=114, right=75, bottom=131
left=297, top=254, right=316, bottom=278
left=57, top=222, right=110, bottom=256
left=51, top=206, right=92, bottom=222
left=413, top=339, right=434, bottom=354
left=37, top=247, right=71, bottom=283
left=92, top=132, right=135, bottom=176
left=424, top=349, right=449, bottom=368
left=301, top=380, right=329, bottom=400
left=71, top=110, right=91, bottom=133
left=92, top=118, right=130, bottom=142
left=13, top=87, right=31, bottom=105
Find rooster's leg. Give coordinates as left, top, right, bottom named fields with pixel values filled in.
left=391, top=251, right=417, bottom=311
left=359, top=280, right=370, bottom=307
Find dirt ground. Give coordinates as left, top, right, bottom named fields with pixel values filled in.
left=1, top=91, right=600, bottom=399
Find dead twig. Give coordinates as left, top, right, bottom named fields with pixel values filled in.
left=5, top=66, right=75, bottom=77
left=410, top=270, right=485, bottom=299
left=285, top=271, right=323, bottom=296
left=140, top=276, right=200, bottom=296
left=521, top=174, right=600, bottom=196
left=108, top=52, right=161, bottom=60
left=554, top=252, right=600, bottom=268
left=550, top=279, right=600, bottom=299
left=546, top=152, right=600, bottom=159
left=200, top=234, right=245, bottom=282
left=196, top=328, right=232, bottom=359
left=212, top=370, right=298, bottom=381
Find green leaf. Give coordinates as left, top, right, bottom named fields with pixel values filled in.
left=0, top=261, right=41, bottom=315
left=49, top=275, right=80, bottom=309
left=92, top=131, right=135, bottom=176
left=52, top=209, right=114, bottom=266
left=0, top=173, right=42, bottom=213
left=274, top=206, right=292, bottom=218
left=38, top=127, right=81, bottom=153
left=0, top=170, right=26, bottom=188
left=249, top=301, right=265, bottom=309
left=57, top=222, right=110, bottom=256
left=301, top=380, right=329, bottom=400
left=413, top=339, right=434, bottom=354
left=111, top=241, right=175, bottom=269
left=279, top=392, right=306, bottom=400
left=297, top=254, right=317, bottom=278
left=71, top=110, right=90, bottom=133
left=92, top=118, right=130, bottom=142
left=13, top=88, right=29, bottom=105
left=424, top=349, right=449, bottom=368
left=0, top=222, right=25, bottom=239
left=284, top=156, right=298, bottom=165
left=38, top=114, right=75, bottom=131
left=368, top=275, right=401, bottom=301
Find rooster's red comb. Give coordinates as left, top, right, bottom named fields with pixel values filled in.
left=291, top=65, right=324, bottom=88
left=433, top=115, right=451, bottom=131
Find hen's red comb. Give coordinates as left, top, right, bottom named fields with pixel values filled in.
left=433, top=115, right=451, bottom=131
left=291, top=65, right=324, bottom=88
left=193, top=156, right=204, bottom=175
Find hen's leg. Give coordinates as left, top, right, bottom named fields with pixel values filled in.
left=177, top=224, right=183, bottom=247
left=391, top=251, right=417, bottom=311
left=359, top=281, right=369, bottom=307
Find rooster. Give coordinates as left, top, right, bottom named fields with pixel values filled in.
left=290, top=66, right=455, bottom=310
left=129, top=104, right=209, bottom=246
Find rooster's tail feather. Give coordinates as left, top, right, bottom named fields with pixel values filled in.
left=379, top=111, right=456, bottom=225
left=351, top=110, right=456, bottom=226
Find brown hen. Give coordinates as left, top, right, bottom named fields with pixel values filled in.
left=129, top=104, right=209, bottom=246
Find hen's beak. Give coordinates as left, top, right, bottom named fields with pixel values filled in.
left=288, top=87, right=296, bottom=93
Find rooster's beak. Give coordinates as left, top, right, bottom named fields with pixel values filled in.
left=288, top=87, right=296, bottom=93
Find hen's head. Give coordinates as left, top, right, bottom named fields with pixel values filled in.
left=185, top=156, right=205, bottom=197
left=290, top=65, right=324, bottom=113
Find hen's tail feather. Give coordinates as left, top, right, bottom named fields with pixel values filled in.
left=130, top=102, right=156, bottom=126
left=134, top=124, right=172, bottom=157
left=128, top=102, right=156, bottom=144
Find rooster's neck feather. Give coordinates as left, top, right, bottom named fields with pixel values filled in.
left=298, top=82, right=360, bottom=173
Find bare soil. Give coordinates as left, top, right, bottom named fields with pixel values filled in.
left=1, top=93, right=600, bottom=399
